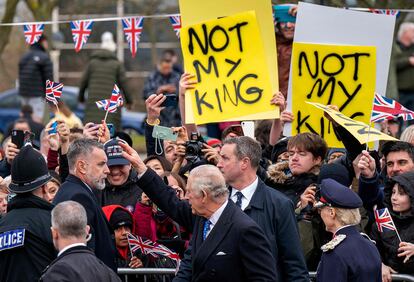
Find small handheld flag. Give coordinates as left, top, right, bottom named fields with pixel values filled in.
left=24, top=24, right=44, bottom=45
left=45, top=80, right=64, bottom=106
left=127, top=233, right=180, bottom=264
left=127, top=233, right=158, bottom=257
left=374, top=207, right=402, bottom=242
left=71, top=20, right=94, bottom=52
left=122, top=17, right=144, bottom=58
left=371, top=93, right=414, bottom=122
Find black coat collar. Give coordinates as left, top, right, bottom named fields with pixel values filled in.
left=8, top=193, right=54, bottom=212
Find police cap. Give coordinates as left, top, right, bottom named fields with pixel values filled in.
left=315, top=178, right=362, bottom=209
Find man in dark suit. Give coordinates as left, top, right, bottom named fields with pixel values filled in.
left=53, top=138, right=117, bottom=271
left=216, top=136, right=309, bottom=281
left=40, top=201, right=121, bottom=282
left=120, top=141, right=277, bottom=282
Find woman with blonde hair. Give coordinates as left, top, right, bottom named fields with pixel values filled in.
left=315, top=178, right=382, bottom=281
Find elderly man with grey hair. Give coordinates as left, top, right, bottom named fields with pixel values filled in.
left=40, top=201, right=120, bottom=282
left=120, top=142, right=277, bottom=282
left=53, top=138, right=117, bottom=271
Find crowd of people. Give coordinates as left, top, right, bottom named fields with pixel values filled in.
left=1, top=4, right=414, bottom=282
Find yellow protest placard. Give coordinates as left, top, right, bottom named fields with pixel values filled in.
left=290, top=42, right=377, bottom=147
left=179, top=0, right=277, bottom=92
left=307, top=102, right=397, bottom=143
left=181, top=11, right=276, bottom=125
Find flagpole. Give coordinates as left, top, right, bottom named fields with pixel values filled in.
left=391, top=216, right=403, bottom=242
left=103, top=107, right=110, bottom=123
left=98, top=108, right=110, bottom=143
left=55, top=103, right=60, bottom=116
left=366, top=92, right=377, bottom=151
left=365, top=126, right=371, bottom=151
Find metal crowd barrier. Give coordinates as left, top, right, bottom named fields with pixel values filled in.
left=308, top=271, right=414, bottom=281
left=118, top=268, right=176, bottom=282
left=118, top=269, right=414, bottom=282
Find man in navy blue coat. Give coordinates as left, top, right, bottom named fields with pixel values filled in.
left=53, top=138, right=117, bottom=271
left=175, top=136, right=308, bottom=282
left=120, top=141, right=277, bottom=282
left=216, top=136, right=309, bottom=281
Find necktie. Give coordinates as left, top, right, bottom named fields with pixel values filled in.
left=235, top=191, right=243, bottom=209
left=203, top=219, right=212, bottom=241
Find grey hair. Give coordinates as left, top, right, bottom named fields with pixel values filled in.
left=51, top=201, right=87, bottom=238
left=398, top=22, right=414, bottom=41
left=401, top=125, right=414, bottom=145
left=189, top=165, right=228, bottom=203
left=335, top=207, right=361, bottom=226
left=67, top=138, right=104, bottom=172
left=223, top=136, right=262, bottom=169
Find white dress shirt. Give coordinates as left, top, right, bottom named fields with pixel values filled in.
left=205, top=200, right=228, bottom=239
left=57, top=243, right=87, bottom=257
left=230, top=177, right=258, bottom=210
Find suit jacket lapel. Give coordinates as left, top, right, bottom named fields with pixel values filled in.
left=193, top=201, right=235, bottom=275
left=193, top=217, right=205, bottom=256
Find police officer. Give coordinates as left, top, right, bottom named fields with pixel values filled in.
left=0, top=145, right=56, bottom=282
left=315, top=178, right=381, bottom=282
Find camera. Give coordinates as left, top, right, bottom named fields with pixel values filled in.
left=181, top=132, right=208, bottom=172
left=185, top=132, right=205, bottom=162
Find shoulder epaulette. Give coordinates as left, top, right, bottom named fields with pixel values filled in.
left=360, top=232, right=376, bottom=245
left=321, top=234, right=346, bottom=252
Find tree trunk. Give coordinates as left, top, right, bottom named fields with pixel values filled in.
left=0, top=0, right=20, bottom=56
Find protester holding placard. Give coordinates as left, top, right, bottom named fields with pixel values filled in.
left=371, top=171, right=414, bottom=281
left=274, top=4, right=297, bottom=98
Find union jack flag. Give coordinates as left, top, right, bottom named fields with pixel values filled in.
left=126, top=233, right=157, bottom=257
left=371, top=93, right=414, bottom=122
left=70, top=20, right=94, bottom=52
left=108, top=84, right=121, bottom=111
left=95, top=97, right=123, bottom=112
left=45, top=80, right=64, bottom=105
left=369, top=8, right=400, bottom=17
left=169, top=15, right=181, bottom=38
left=95, top=99, right=109, bottom=111
left=150, top=242, right=180, bottom=262
left=122, top=17, right=144, bottom=58
left=24, top=24, right=44, bottom=45
left=95, top=84, right=123, bottom=113
left=374, top=207, right=397, bottom=233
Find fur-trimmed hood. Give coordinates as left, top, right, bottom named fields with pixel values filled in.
left=266, top=161, right=320, bottom=204
left=267, top=161, right=320, bottom=184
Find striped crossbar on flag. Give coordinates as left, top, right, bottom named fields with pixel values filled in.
left=45, top=80, right=64, bottom=105
left=24, top=24, right=44, bottom=45
left=371, top=93, right=414, bottom=122
left=374, top=207, right=397, bottom=233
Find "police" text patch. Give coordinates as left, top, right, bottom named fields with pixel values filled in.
left=0, top=228, right=25, bottom=251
